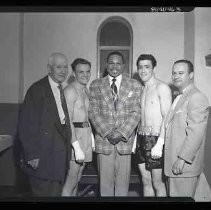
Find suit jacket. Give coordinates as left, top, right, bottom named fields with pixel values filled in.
left=17, top=76, right=71, bottom=182
left=89, top=75, right=142, bottom=155
left=164, top=83, right=209, bottom=177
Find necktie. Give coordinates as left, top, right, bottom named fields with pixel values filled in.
left=58, top=83, right=70, bottom=126
left=111, top=78, right=118, bottom=110
left=58, top=83, right=72, bottom=172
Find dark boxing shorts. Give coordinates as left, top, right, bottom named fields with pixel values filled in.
left=135, top=134, right=163, bottom=170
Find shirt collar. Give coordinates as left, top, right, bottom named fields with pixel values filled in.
left=108, top=74, right=122, bottom=85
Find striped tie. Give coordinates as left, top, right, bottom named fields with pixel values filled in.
left=111, top=78, right=118, bottom=110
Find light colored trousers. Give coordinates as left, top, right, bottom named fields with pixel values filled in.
left=97, top=148, right=131, bottom=196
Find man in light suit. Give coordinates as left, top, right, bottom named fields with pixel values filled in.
left=17, top=52, right=72, bottom=196
left=89, top=51, right=142, bottom=196
left=164, top=59, right=211, bottom=201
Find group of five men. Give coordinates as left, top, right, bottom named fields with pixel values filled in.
left=17, top=51, right=211, bottom=201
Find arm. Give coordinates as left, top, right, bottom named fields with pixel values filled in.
left=151, top=83, right=172, bottom=158
left=64, top=86, right=85, bottom=163
left=172, top=92, right=209, bottom=175
left=178, top=92, right=209, bottom=163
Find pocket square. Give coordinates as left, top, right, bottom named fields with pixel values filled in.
left=128, top=91, right=133, bottom=97
left=175, top=110, right=183, bottom=114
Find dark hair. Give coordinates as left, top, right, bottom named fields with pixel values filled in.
left=71, top=58, right=91, bottom=72
left=136, top=54, right=157, bottom=68
left=107, top=51, right=125, bottom=64
left=173, top=59, right=194, bottom=73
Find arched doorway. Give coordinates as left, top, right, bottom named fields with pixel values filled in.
left=97, top=16, right=133, bottom=78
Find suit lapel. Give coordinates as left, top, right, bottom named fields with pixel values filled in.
left=43, top=77, right=66, bottom=139
left=100, top=76, right=116, bottom=112
left=165, top=83, right=195, bottom=127
left=117, top=76, right=130, bottom=109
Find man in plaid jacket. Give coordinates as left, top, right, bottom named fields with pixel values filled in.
left=89, top=51, right=142, bottom=196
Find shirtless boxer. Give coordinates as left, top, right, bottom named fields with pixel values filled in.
left=62, top=58, right=94, bottom=196
left=135, top=54, right=172, bottom=197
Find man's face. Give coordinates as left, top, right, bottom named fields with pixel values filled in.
left=137, top=59, right=154, bottom=83
left=74, top=63, right=91, bottom=85
left=172, top=62, right=193, bottom=90
left=107, top=54, right=125, bottom=78
left=48, top=55, right=68, bottom=83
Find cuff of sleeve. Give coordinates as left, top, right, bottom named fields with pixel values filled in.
left=25, top=153, right=39, bottom=161
left=102, top=129, right=114, bottom=139
left=178, top=154, right=193, bottom=164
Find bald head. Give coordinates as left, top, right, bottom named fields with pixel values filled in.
left=48, top=53, right=68, bottom=66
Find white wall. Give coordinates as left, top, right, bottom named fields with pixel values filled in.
left=194, top=8, right=211, bottom=104
left=184, top=11, right=194, bottom=63
left=131, top=12, right=184, bottom=83
left=23, top=12, right=185, bottom=97
left=0, top=13, right=20, bottom=103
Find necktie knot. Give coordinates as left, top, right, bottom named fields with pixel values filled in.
left=112, top=78, right=116, bottom=83
left=58, top=83, right=62, bottom=91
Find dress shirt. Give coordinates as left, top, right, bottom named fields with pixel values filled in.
left=108, top=74, right=122, bottom=94
left=48, top=75, right=66, bottom=124
left=172, top=94, right=182, bottom=110
left=172, top=86, right=189, bottom=110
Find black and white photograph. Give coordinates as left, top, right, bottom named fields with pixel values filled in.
left=0, top=6, right=211, bottom=205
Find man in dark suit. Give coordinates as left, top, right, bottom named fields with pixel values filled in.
left=89, top=51, right=142, bottom=196
left=17, top=52, right=72, bottom=196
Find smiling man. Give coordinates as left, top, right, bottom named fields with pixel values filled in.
left=17, top=52, right=72, bottom=196
left=89, top=51, right=142, bottom=196
left=164, top=60, right=211, bottom=201
left=135, top=54, right=172, bottom=197
left=61, top=58, right=94, bottom=196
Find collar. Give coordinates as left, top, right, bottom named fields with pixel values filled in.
left=180, top=83, right=194, bottom=94
left=108, top=74, right=122, bottom=86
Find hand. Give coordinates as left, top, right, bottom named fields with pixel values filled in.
left=151, top=137, right=164, bottom=159
left=107, top=130, right=124, bottom=145
left=74, top=147, right=85, bottom=164
left=151, top=143, right=163, bottom=159
left=72, top=141, right=85, bottom=164
left=106, top=131, right=116, bottom=145
left=112, top=130, right=124, bottom=140
left=27, top=158, right=39, bottom=170
left=172, top=158, right=185, bottom=175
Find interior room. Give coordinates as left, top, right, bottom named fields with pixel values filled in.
left=0, top=7, right=211, bottom=198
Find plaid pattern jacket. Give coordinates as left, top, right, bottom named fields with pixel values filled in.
left=89, top=75, right=142, bottom=155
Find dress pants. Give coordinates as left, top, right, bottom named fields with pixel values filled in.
left=97, top=147, right=131, bottom=196
left=29, top=176, right=63, bottom=196
left=167, top=176, right=198, bottom=198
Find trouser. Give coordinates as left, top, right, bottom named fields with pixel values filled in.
left=167, top=176, right=198, bottom=198
left=62, top=160, right=86, bottom=196
left=29, top=176, right=63, bottom=197
left=97, top=148, right=131, bottom=196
